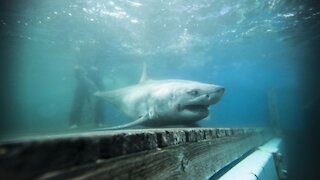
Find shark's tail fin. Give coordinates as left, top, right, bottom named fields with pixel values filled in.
left=94, top=91, right=117, bottom=101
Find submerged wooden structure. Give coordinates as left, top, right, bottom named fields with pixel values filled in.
left=0, top=128, right=272, bottom=179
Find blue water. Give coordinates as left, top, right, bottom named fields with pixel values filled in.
left=0, top=0, right=318, bottom=137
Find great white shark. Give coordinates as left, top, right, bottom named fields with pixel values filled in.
left=95, top=63, right=225, bottom=130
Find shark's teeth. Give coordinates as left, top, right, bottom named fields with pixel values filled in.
left=184, top=105, right=209, bottom=113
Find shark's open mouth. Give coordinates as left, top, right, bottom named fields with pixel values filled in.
left=184, top=105, right=209, bottom=114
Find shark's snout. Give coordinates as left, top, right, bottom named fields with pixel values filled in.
left=215, top=87, right=225, bottom=94
left=207, top=86, right=225, bottom=104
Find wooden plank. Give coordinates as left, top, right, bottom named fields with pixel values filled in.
left=0, top=128, right=271, bottom=179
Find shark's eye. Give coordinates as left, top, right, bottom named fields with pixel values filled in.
left=188, top=90, right=199, bottom=96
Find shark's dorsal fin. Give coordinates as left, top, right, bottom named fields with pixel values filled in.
left=139, top=62, right=148, bottom=83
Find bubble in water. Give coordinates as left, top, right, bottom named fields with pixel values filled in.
left=130, top=19, right=138, bottom=23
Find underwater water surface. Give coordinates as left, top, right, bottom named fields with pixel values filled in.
left=0, top=0, right=319, bottom=138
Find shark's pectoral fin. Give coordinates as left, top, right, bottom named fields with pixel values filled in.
left=148, top=107, right=158, bottom=119
left=96, top=114, right=149, bottom=130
